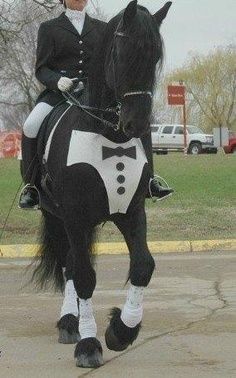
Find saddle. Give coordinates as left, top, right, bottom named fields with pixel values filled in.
left=35, top=84, right=89, bottom=214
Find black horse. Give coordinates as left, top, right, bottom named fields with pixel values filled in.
left=30, top=0, right=172, bottom=368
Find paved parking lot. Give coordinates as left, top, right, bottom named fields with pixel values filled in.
left=0, top=252, right=236, bottom=377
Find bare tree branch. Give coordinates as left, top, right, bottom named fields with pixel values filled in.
left=0, top=0, right=106, bottom=130
left=159, top=46, right=236, bottom=132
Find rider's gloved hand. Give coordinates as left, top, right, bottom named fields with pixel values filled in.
left=57, top=77, right=74, bottom=92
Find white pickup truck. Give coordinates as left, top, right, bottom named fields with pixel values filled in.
left=151, top=124, right=217, bottom=154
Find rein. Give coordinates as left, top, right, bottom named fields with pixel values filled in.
left=64, top=91, right=121, bottom=131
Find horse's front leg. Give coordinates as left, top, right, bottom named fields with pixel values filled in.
left=64, top=219, right=103, bottom=368
left=105, top=207, right=155, bottom=351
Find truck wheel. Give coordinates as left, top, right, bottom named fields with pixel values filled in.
left=188, top=142, right=202, bottom=155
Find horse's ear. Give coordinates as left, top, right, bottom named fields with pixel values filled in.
left=123, top=0, right=138, bottom=28
left=153, top=1, right=172, bottom=25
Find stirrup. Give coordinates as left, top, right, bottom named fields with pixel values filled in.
left=18, top=184, right=41, bottom=210
left=148, top=175, right=173, bottom=203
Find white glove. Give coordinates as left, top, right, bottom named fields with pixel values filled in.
left=57, top=77, right=74, bottom=92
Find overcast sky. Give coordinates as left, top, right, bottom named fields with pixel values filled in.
left=88, top=0, right=236, bottom=72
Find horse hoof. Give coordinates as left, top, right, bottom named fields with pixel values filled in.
left=74, top=338, right=104, bottom=368
left=105, top=325, right=129, bottom=351
left=105, top=307, right=141, bottom=352
left=57, top=314, right=80, bottom=344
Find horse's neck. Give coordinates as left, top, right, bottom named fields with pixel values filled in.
left=88, top=32, right=131, bottom=144
left=88, top=81, right=128, bottom=144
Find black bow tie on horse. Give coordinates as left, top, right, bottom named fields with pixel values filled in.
left=102, top=146, right=137, bottom=160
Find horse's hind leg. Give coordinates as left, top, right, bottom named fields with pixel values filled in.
left=57, top=250, right=80, bottom=344
left=105, top=207, right=155, bottom=351
left=64, top=217, right=103, bottom=368
left=33, top=210, right=79, bottom=343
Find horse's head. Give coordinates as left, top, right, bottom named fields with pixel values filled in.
left=104, top=1, right=172, bottom=138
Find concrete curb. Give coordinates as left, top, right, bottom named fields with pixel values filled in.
left=0, top=239, right=236, bottom=258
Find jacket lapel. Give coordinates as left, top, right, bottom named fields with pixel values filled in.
left=56, top=13, right=95, bottom=38
left=81, top=14, right=95, bottom=37
left=56, top=13, right=80, bottom=37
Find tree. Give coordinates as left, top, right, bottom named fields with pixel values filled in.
left=164, top=46, right=236, bottom=132
left=0, top=0, right=59, bottom=130
left=0, top=0, right=56, bottom=44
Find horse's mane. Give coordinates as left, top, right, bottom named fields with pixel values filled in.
left=89, top=5, right=164, bottom=108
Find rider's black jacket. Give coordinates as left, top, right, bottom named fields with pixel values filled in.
left=35, top=13, right=106, bottom=105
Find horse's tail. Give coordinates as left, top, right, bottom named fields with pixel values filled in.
left=30, top=210, right=69, bottom=292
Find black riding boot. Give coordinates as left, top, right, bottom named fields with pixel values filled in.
left=141, top=131, right=174, bottom=200
left=19, top=134, right=40, bottom=210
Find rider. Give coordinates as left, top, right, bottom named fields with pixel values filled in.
left=19, top=0, right=173, bottom=209
left=19, top=0, right=106, bottom=208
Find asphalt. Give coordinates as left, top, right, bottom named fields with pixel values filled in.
left=0, top=252, right=236, bottom=378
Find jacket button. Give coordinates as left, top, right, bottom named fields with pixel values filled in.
left=79, top=70, right=83, bottom=74
left=79, top=60, right=83, bottom=64
left=80, top=50, right=84, bottom=55
left=79, top=40, right=83, bottom=45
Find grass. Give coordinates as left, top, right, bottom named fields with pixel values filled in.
left=0, top=153, right=236, bottom=245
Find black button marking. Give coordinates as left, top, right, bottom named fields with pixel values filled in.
left=117, top=175, right=125, bottom=184
left=117, top=187, right=125, bottom=195
left=116, top=162, right=125, bottom=171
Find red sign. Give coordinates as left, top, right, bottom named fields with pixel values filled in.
left=168, top=85, right=185, bottom=105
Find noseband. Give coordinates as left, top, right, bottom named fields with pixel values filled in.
left=124, top=91, right=152, bottom=98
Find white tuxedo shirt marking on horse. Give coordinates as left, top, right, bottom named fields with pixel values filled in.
left=66, top=130, right=147, bottom=215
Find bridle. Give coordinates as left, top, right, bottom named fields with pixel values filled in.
left=111, top=23, right=153, bottom=104
left=65, top=19, right=153, bottom=133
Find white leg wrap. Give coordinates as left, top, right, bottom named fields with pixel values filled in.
left=121, top=285, right=144, bottom=328
left=60, top=280, right=78, bottom=318
left=79, top=298, right=97, bottom=340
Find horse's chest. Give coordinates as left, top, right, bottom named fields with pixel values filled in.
left=67, top=130, right=147, bottom=214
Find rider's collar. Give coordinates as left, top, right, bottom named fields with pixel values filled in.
left=65, top=8, right=86, bottom=22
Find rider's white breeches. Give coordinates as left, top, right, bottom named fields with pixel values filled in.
left=23, top=102, right=53, bottom=139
